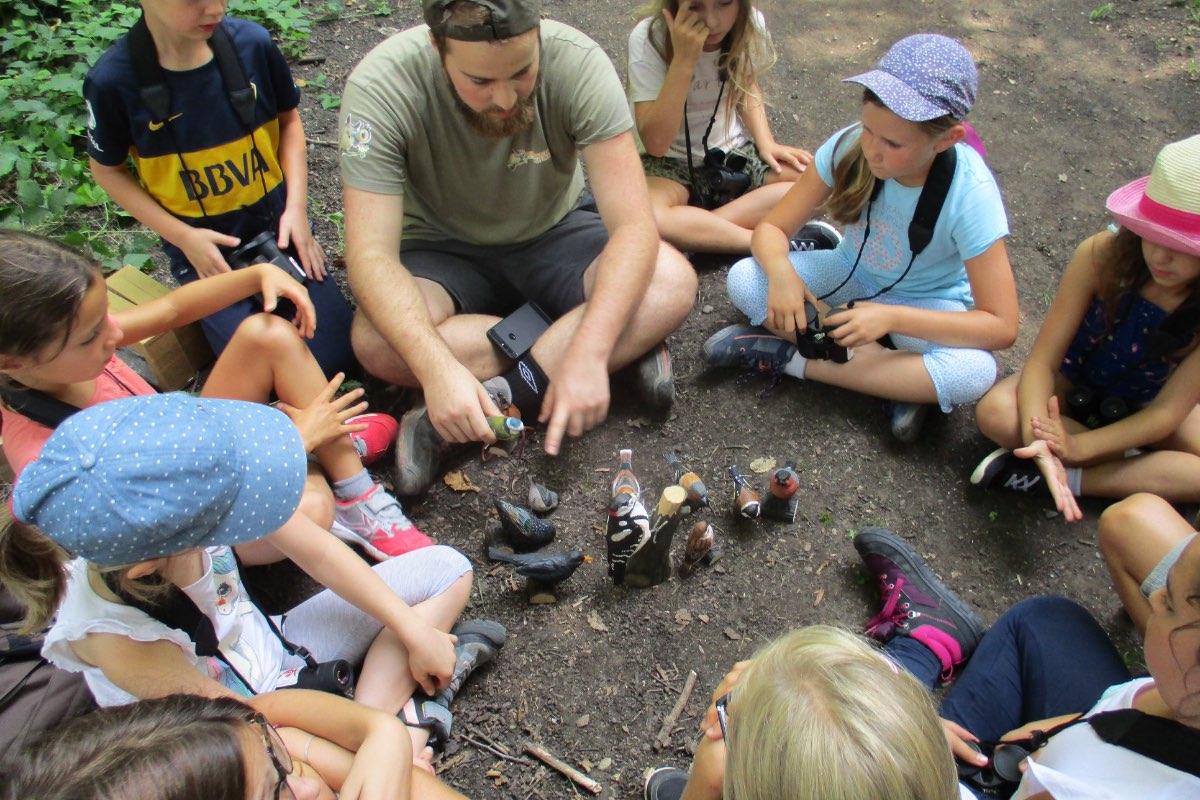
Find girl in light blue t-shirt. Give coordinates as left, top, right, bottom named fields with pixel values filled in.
left=705, top=34, right=1018, bottom=442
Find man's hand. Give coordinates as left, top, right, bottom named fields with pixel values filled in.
left=278, top=206, right=328, bottom=282
left=180, top=227, right=240, bottom=278
left=424, top=363, right=500, bottom=445
left=539, top=357, right=610, bottom=456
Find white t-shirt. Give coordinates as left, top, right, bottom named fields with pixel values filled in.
left=43, top=548, right=299, bottom=706
left=1013, top=678, right=1200, bottom=799
left=627, top=11, right=767, bottom=160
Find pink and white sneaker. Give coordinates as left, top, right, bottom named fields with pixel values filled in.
left=333, top=484, right=432, bottom=560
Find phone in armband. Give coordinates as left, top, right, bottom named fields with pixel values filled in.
left=487, top=302, right=552, bottom=360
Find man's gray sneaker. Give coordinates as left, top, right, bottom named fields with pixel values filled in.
left=394, top=403, right=444, bottom=496
left=634, top=342, right=675, bottom=408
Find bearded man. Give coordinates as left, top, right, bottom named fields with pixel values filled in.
left=339, top=0, right=695, bottom=493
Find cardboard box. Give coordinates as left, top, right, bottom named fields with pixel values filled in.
left=106, top=266, right=213, bottom=391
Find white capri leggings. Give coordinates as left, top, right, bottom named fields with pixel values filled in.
left=727, top=250, right=997, bottom=412
left=281, top=545, right=471, bottom=664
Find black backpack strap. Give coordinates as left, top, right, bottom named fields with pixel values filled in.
left=123, top=15, right=255, bottom=130
left=0, top=384, right=81, bottom=430
left=908, top=145, right=957, bottom=256
left=101, top=572, right=221, bottom=657
left=207, top=23, right=257, bottom=130
left=125, top=17, right=173, bottom=124
left=1088, top=709, right=1200, bottom=778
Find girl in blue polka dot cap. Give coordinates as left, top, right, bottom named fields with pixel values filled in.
left=707, top=33, right=1019, bottom=444
left=3, top=394, right=502, bottom=764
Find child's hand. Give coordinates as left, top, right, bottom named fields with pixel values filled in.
left=700, top=659, right=752, bottom=740
left=942, top=718, right=988, bottom=766
left=765, top=272, right=814, bottom=336
left=339, top=715, right=410, bottom=800
left=827, top=302, right=893, bottom=348
left=278, top=207, right=328, bottom=282
left=1030, top=395, right=1075, bottom=461
left=758, top=142, right=813, bottom=175
left=275, top=373, right=368, bottom=453
left=662, top=6, right=708, bottom=65
left=258, top=264, right=319, bottom=339
left=181, top=227, right=240, bottom=278
left=1013, top=438, right=1083, bottom=522
left=404, top=624, right=458, bottom=696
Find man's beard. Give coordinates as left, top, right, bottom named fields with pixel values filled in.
left=450, top=78, right=538, bottom=139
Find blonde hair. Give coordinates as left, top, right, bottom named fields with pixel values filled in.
left=636, top=1, right=776, bottom=131
left=823, top=90, right=959, bottom=226
left=724, top=626, right=959, bottom=800
left=0, top=502, right=163, bottom=634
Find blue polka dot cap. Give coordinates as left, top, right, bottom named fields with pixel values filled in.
left=12, top=394, right=306, bottom=566
left=843, top=33, right=978, bottom=122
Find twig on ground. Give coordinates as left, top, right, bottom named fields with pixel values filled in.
left=654, top=669, right=698, bottom=750
left=521, top=742, right=602, bottom=795
left=464, top=734, right=534, bottom=765
left=305, top=138, right=339, bottom=147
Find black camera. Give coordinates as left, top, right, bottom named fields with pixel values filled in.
left=294, top=658, right=356, bottom=698
left=956, top=739, right=1030, bottom=797
left=795, top=303, right=852, bottom=363
left=694, top=148, right=752, bottom=210
left=227, top=231, right=307, bottom=284
left=1067, top=385, right=1130, bottom=430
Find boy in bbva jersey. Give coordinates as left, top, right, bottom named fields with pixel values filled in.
left=85, top=0, right=353, bottom=375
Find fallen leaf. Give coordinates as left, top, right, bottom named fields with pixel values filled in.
left=698, top=613, right=710, bottom=623
left=723, top=627, right=742, bottom=641
left=576, top=714, right=590, bottom=728
left=443, top=470, right=479, bottom=492
left=588, top=611, right=610, bottom=632
left=598, top=757, right=613, bottom=770
left=749, top=456, right=777, bottom=474
left=813, top=588, right=825, bottom=608
left=674, top=609, right=692, bottom=626
left=1057, top=173, right=1068, bottom=183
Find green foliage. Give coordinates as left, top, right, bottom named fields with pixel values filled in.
left=0, top=0, right=314, bottom=268
left=1089, top=3, right=1115, bottom=21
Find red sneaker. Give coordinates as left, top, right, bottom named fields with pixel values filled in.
left=348, top=413, right=398, bottom=466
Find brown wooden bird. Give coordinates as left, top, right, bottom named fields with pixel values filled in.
left=729, top=464, right=761, bottom=519
left=679, top=521, right=714, bottom=577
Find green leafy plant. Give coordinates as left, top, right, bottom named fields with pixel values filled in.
left=1089, top=2, right=1115, bottom=21
left=0, top=0, right=315, bottom=268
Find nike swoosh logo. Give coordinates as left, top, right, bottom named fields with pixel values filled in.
left=148, top=113, right=183, bottom=131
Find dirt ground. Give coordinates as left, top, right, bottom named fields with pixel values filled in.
left=280, top=0, right=1198, bottom=796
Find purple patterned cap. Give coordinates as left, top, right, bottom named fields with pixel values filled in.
left=843, top=33, right=977, bottom=122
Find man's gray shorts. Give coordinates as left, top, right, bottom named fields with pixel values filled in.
left=399, top=209, right=608, bottom=319
left=1142, top=532, right=1197, bottom=596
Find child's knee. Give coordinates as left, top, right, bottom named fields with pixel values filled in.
left=726, top=257, right=768, bottom=321
left=299, top=475, right=335, bottom=529
left=1098, top=494, right=1156, bottom=565
left=232, top=312, right=308, bottom=356
left=975, top=382, right=1017, bottom=440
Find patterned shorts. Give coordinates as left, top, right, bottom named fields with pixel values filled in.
left=640, top=141, right=771, bottom=193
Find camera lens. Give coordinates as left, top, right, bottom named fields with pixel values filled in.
left=1067, top=386, right=1095, bottom=416
left=1099, top=396, right=1130, bottom=424
left=991, top=744, right=1030, bottom=783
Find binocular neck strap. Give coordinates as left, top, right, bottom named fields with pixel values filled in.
left=683, top=73, right=730, bottom=198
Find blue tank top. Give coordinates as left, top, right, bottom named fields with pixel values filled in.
left=1060, top=294, right=1172, bottom=406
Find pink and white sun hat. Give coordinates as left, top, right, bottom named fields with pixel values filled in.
left=1106, top=134, right=1200, bottom=257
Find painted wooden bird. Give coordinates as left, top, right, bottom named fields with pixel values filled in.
left=487, top=547, right=587, bottom=585
left=729, top=464, right=761, bottom=519
left=493, top=498, right=556, bottom=551
left=664, top=449, right=708, bottom=511
left=527, top=479, right=560, bottom=514
left=679, top=520, right=714, bottom=577
left=605, top=490, right=651, bottom=585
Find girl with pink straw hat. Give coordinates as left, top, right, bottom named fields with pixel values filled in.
left=971, top=134, right=1200, bottom=521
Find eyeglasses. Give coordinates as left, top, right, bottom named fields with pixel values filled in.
left=252, top=715, right=296, bottom=800
left=715, top=692, right=731, bottom=741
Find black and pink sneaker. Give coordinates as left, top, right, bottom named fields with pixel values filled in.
left=853, top=526, right=985, bottom=679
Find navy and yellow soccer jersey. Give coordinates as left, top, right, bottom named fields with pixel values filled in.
left=84, top=17, right=300, bottom=243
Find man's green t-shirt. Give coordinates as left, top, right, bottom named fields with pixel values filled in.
left=339, top=20, right=631, bottom=245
